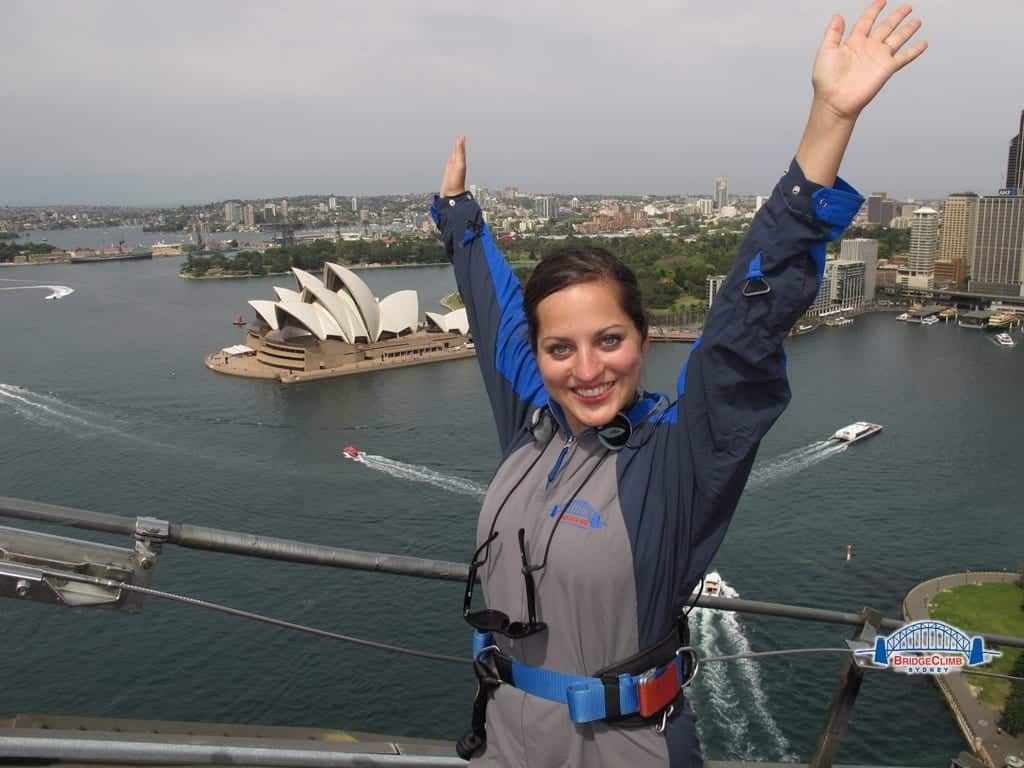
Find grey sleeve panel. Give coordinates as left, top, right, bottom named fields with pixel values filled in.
left=619, top=160, right=863, bottom=648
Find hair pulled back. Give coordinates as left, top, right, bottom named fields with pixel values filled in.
left=522, top=245, right=648, bottom=352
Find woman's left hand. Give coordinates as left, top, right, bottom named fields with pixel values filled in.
left=811, top=0, right=927, bottom=122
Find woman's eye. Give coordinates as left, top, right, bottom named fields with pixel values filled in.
left=547, top=344, right=571, bottom=358
left=600, top=335, right=623, bottom=348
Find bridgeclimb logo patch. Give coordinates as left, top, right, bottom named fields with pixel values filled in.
left=550, top=499, right=603, bottom=530
left=855, top=619, right=1001, bottom=675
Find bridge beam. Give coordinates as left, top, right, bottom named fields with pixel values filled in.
left=808, top=607, right=883, bottom=768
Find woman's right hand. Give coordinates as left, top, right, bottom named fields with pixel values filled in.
left=440, top=136, right=467, bottom=198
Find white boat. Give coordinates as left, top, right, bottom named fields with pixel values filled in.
left=831, top=422, right=883, bottom=444
left=691, top=571, right=722, bottom=598
left=995, top=332, right=1015, bottom=347
left=896, top=313, right=909, bottom=321
left=921, top=315, right=940, bottom=325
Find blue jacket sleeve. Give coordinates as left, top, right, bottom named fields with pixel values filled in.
left=433, top=192, right=548, bottom=456
left=676, top=159, right=864, bottom=585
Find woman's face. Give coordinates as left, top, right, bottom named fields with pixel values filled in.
left=535, top=278, right=649, bottom=437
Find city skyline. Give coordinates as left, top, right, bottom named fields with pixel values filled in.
left=2, top=1, right=1022, bottom=205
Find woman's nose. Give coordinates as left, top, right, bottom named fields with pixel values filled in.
left=573, top=347, right=602, bottom=382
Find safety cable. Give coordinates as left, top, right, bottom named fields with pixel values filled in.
left=35, top=568, right=1024, bottom=682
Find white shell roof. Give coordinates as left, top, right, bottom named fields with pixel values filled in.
left=274, top=286, right=303, bottom=303
left=324, top=263, right=381, bottom=341
left=249, top=300, right=280, bottom=330
left=275, top=301, right=325, bottom=340
left=291, top=267, right=369, bottom=343
left=424, top=308, right=469, bottom=334
left=378, top=290, right=419, bottom=335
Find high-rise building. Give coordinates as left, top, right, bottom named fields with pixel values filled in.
left=534, top=196, right=558, bottom=220
left=1005, top=110, right=1024, bottom=193
left=351, top=197, right=358, bottom=212
left=909, top=207, right=939, bottom=279
left=754, top=195, right=766, bottom=212
left=243, top=204, right=255, bottom=228
left=280, top=199, right=289, bottom=220
left=970, top=195, right=1024, bottom=296
left=263, top=202, right=276, bottom=220
left=714, top=178, right=728, bottom=210
left=840, top=238, right=879, bottom=301
left=706, top=275, right=726, bottom=308
left=866, top=194, right=885, bottom=225
left=223, top=201, right=243, bottom=224
left=570, top=197, right=580, bottom=212
left=329, top=196, right=337, bottom=211
left=697, top=199, right=714, bottom=216
left=936, top=194, right=977, bottom=288
left=828, top=260, right=866, bottom=309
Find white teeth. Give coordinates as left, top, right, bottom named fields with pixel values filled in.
left=575, top=383, right=612, bottom=397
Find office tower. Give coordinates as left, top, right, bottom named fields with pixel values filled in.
left=698, top=199, right=714, bottom=216
left=263, top=202, right=276, bottom=219
left=754, top=195, right=766, bottom=212
left=329, top=196, right=337, bottom=211
left=714, top=178, right=728, bottom=210
left=840, top=238, right=879, bottom=301
left=909, top=208, right=939, bottom=275
left=706, top=275, right=726, bottom=308
left=223, top=201, right=242, bottom=224
left=1006, top=110, right=1024, bottom=192
left=867, top=194, right=884, bottom=224
left=828, top=260, right=866, bottom=308
left=936, top=194, right=977, bottom=287
left=243, top=204, right=255, bottom=228
left=970, top=195, right=1024, bottom=296
left=534, top=196, right=557, bottom=220
left=280, top=199, right=289, bottom=220
left=351, top=197, right=358, bottom=212
left=570, top=197, right=580, bottom=211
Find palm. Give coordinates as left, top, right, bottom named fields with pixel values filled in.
left=812, top=1, right=926, bottom=120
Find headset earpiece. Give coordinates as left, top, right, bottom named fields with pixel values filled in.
left=531, top=406, right=556, bottom=444
left=595, top=412, right=632, bottom=451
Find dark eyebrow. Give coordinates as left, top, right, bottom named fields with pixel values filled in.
left=540, top=325, right=627, bottom=346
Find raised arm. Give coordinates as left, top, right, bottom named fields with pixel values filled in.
left=674, top=1, right=926, bottom=582
left=432, top=137, right=547, bottom=456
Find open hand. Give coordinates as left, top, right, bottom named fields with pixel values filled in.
left=812, top=0, right=927, bottom=121
left=440, top=136, right=467, bottom=198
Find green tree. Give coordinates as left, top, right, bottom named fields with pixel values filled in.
left=1003, top=652, right=1024, bottom=734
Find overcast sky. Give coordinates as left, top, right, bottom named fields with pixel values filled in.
left=1, top=1, right=1020, bottom=205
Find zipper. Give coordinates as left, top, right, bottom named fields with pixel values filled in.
left=546, top=435, right=575, bottom=488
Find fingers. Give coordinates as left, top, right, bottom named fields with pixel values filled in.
left=850, top=0, right=886, bottom=40
left=884, top=16, right=922, bottom=53
left=870, top=3, right=912, bottom=43
left=440, top=135, right=467, bottom=197
left=893, top=38, right=928, bottom=70
left=822, top=14, right=844, bottom=49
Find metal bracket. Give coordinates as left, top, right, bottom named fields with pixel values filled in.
left=808, top=607, right=883, bottom=768
left=0, top=525, right=152, bottom=612
left=133, top=517, right=169, bottom=571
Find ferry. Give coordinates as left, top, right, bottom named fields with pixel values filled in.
left=831, top=422, right=883, bottom=444
left=995, top=332, right=1015, bottom=347
left=342, top=446, right=363, bottom=461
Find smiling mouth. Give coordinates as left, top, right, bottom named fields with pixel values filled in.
left=571, top=382, right=614, bottom=403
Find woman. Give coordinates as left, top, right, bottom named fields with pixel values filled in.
left=433, top=2, right=926, bottom=764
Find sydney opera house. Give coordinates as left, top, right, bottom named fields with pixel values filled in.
left=205, top=263, right=473, bottom=383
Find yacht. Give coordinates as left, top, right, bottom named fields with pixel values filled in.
left=896, top=313, right=909, bottom=321
left=995, top=332, right=1015, bottom=347
left=692, top=572, right=722, bottom=598
left=831, top=422, right=883, bottom=444
left=921, top=315, right=940, bottom=325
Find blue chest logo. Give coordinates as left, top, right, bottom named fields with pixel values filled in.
left=550, top=499, right=603, bottom=530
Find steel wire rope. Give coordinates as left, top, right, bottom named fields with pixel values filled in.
left=31, top=568, right=1024, bottom=682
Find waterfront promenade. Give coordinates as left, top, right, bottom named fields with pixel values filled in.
left=904, top=572, right=1024, bottom=768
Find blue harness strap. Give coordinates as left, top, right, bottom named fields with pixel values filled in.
left=472, top=630, right=686, bottom=724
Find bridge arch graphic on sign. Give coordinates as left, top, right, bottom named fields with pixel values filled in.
left=871, top=620, right=999, bottom=666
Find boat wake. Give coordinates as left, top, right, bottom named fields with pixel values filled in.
left=691, top=574, right=796, bottom=761
left=747, top=439, right=847, bottom=490
left=0, top=383, right=147, bottom=443
left=0, top=284, right=75, bottom=300
left=353, top=453, right=488, bottom=499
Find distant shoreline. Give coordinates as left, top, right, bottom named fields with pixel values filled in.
left=178, top=262, right=451, bottom=279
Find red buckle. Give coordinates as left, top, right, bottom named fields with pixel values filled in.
left=637, top=659, right=682, bottom=717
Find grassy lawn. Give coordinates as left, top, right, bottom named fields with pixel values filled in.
left=929, top=582, right=1024, bottom=710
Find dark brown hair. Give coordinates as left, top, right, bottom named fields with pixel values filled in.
left=522, top=245, right=648, bottom=352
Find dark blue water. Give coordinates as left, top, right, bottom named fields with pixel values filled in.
left=2, top=257, right=1018, bottom=764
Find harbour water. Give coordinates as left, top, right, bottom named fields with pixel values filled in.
left=0, top=256, right=1019, bottom=765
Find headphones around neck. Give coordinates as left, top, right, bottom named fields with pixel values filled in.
left=530, top=405, right=634, bottom=451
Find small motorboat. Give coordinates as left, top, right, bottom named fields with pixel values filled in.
left=995, top=332, right=1015, bottom=347
left=232, top=314, right=246, bottom=326
left=691, top=571, right=722, bottom=599
left=832, top=422, right=883, bottom=444
left=342, top=446, right=362, bottom=461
